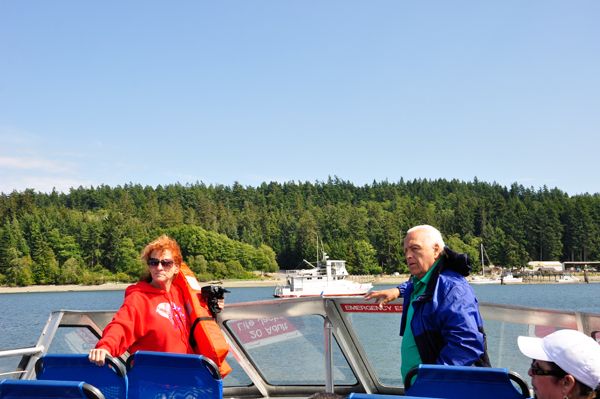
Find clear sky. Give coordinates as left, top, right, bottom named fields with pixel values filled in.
left=1, top=1, right=599, bottom=196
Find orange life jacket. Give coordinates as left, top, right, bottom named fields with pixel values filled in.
left=174, top=263, right=232, bottom=377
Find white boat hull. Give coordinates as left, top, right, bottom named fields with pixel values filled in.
left=274, top=283, right=372, bottom=298
left=274, top=256, right=373, bottom=298
left=469, top=278, right=500, bottom=284
left=503, top=277, right=523, bottom=283
left=470, top=274, right=522, bottom=284
left=557, top=276, right=580, bottom=283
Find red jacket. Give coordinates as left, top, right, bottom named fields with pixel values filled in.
left=96, top=281, right=194, bottom=357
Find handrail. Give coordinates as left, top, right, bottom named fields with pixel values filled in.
left=0, top=370, right=27, bottom=377
left=508, top=370, right=530, bottom=396
left=0, top=346, right=44, bottom=359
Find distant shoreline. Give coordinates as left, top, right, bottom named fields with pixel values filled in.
left=0, top=279, right=288, bottom=294
left=0, top=275, right=596, bottom=294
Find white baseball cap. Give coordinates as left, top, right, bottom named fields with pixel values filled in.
left=518, top=329, right=600, bottom=389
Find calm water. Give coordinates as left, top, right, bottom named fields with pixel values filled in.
left=0, top=287, right=279, bottom=350
left=0, top=283, right=598, bottom=350
left=1, top=283, right=598, bottom=388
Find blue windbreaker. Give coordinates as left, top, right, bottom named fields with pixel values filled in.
left=399, top=247, right=491, bottom=367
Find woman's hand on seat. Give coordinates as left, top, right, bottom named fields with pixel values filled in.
left=89, top=348, right=111, bottom=366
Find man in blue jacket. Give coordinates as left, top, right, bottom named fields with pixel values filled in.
left=365, top=225, right=491, bottom=382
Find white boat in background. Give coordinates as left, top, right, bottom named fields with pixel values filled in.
left=273, top=252, right=372, bottom=298
left=471, top=244, right=522, bottom=284
left=469, top=276, right=501, bottom=284
left=470, top=273, right=522, bottom=284
left=469, top=244, right=501, bottom=284
left=501, top=273, right=523, bottom=283
left=557, top=274, right=580, bottom=283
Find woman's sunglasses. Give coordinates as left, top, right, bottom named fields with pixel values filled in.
left=530, top=360, right=565, bottom=377
left=147, top=258, right=175, bottom=268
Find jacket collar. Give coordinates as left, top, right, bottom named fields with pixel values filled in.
left=413, top=246, right=472, bottom=303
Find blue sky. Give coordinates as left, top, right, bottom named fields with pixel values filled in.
left=1, top=1, right=599, bottom=196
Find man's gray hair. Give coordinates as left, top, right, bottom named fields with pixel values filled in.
left=407, top=225, right=445, bottom=250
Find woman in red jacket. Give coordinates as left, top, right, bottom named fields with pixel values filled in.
left=89, top=235, right=194, bottom=366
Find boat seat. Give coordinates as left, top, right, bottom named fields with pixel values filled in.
left=36, top=354, right=127, bottom=399
left=0, top=379, right=105, bottom=399
left=125, top=351, right=223, bottom=399
left=404, top=364, right=531, bottom=399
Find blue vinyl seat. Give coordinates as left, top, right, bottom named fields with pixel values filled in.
left=0, top=379, right=104, bottom=399
left=36, top=354, right=127, bottom=399
left=405, top=364, right=531, bottom=399
left=126, top=351, right=223, bottom=399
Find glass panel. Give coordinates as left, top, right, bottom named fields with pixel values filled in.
left=223, top=350, right=253, bottom=387
left=227, top=316, right=357, bottom=386
left=486, top=320, right=575, bottom=390
left=0, top=356, right=24, bottom=379
left=344, top=310, right=403, bottom=386
left=47, top=327, right=99, bottom=354
left=344, top=307, right=556, bottom=390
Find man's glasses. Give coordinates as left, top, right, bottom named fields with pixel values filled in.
left=147, top=258, right=175, bottom=268
left=530, top=360, right=565, bottom=377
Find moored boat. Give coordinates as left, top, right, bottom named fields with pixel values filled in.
left=470, top=244, right=501, bottom=284
left=469, top=276, right=501, bottom=284
left=501, top=273, right=523, bottom=283
left=273, top=252, right=372, bottom=297
left=557, top=274, right=580, bottom=283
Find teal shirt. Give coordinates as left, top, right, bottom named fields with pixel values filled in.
left=400, top=259, right=440, bottom=382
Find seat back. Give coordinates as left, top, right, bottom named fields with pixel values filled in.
left=36, top=354, right=127, bottom=399
left=126, top=351, right=223, bottom=399
left=405, top=365, right=530, bottom=399
left=0, top=380, right=105, bottom=399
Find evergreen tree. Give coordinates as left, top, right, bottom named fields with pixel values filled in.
left=3, top=178, right=600, bottom=286
left=0, top=222, right=17, bottom=274
left=5, top=252, right=35, bottom=286
left=350, top=240, right=378, bottom=275
left=571, top=196, right=599, bottom=261
left=533, top=201, right=563, bottom=261
left=28, top=222, right=58, bottom=284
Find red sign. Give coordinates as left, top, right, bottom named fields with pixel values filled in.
left=229, top=317, right=302, bottom=349
left=535, top=325, right=556, bottom=338
left=341, top=303, right=403, bottom=313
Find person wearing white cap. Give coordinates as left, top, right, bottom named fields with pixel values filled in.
left=518, top=329, right=600, bottom=399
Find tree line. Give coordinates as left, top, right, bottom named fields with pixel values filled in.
left=0, top=177, right=599, bottom=286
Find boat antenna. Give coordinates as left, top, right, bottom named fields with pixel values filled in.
left=316, top=233, right=326, bottom=263
left=481, top=243, right=484, bottom=276
left=319, top=235, right=327, bottom=261
left=480, top=244, right=493, bottom=275
left=317, top=233, right=320, bottom=263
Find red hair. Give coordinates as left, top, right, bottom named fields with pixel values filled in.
left=139, top=235, right=183, bottom=283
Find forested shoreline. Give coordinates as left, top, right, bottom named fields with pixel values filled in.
left=1, top=177, right=599, bottom=287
